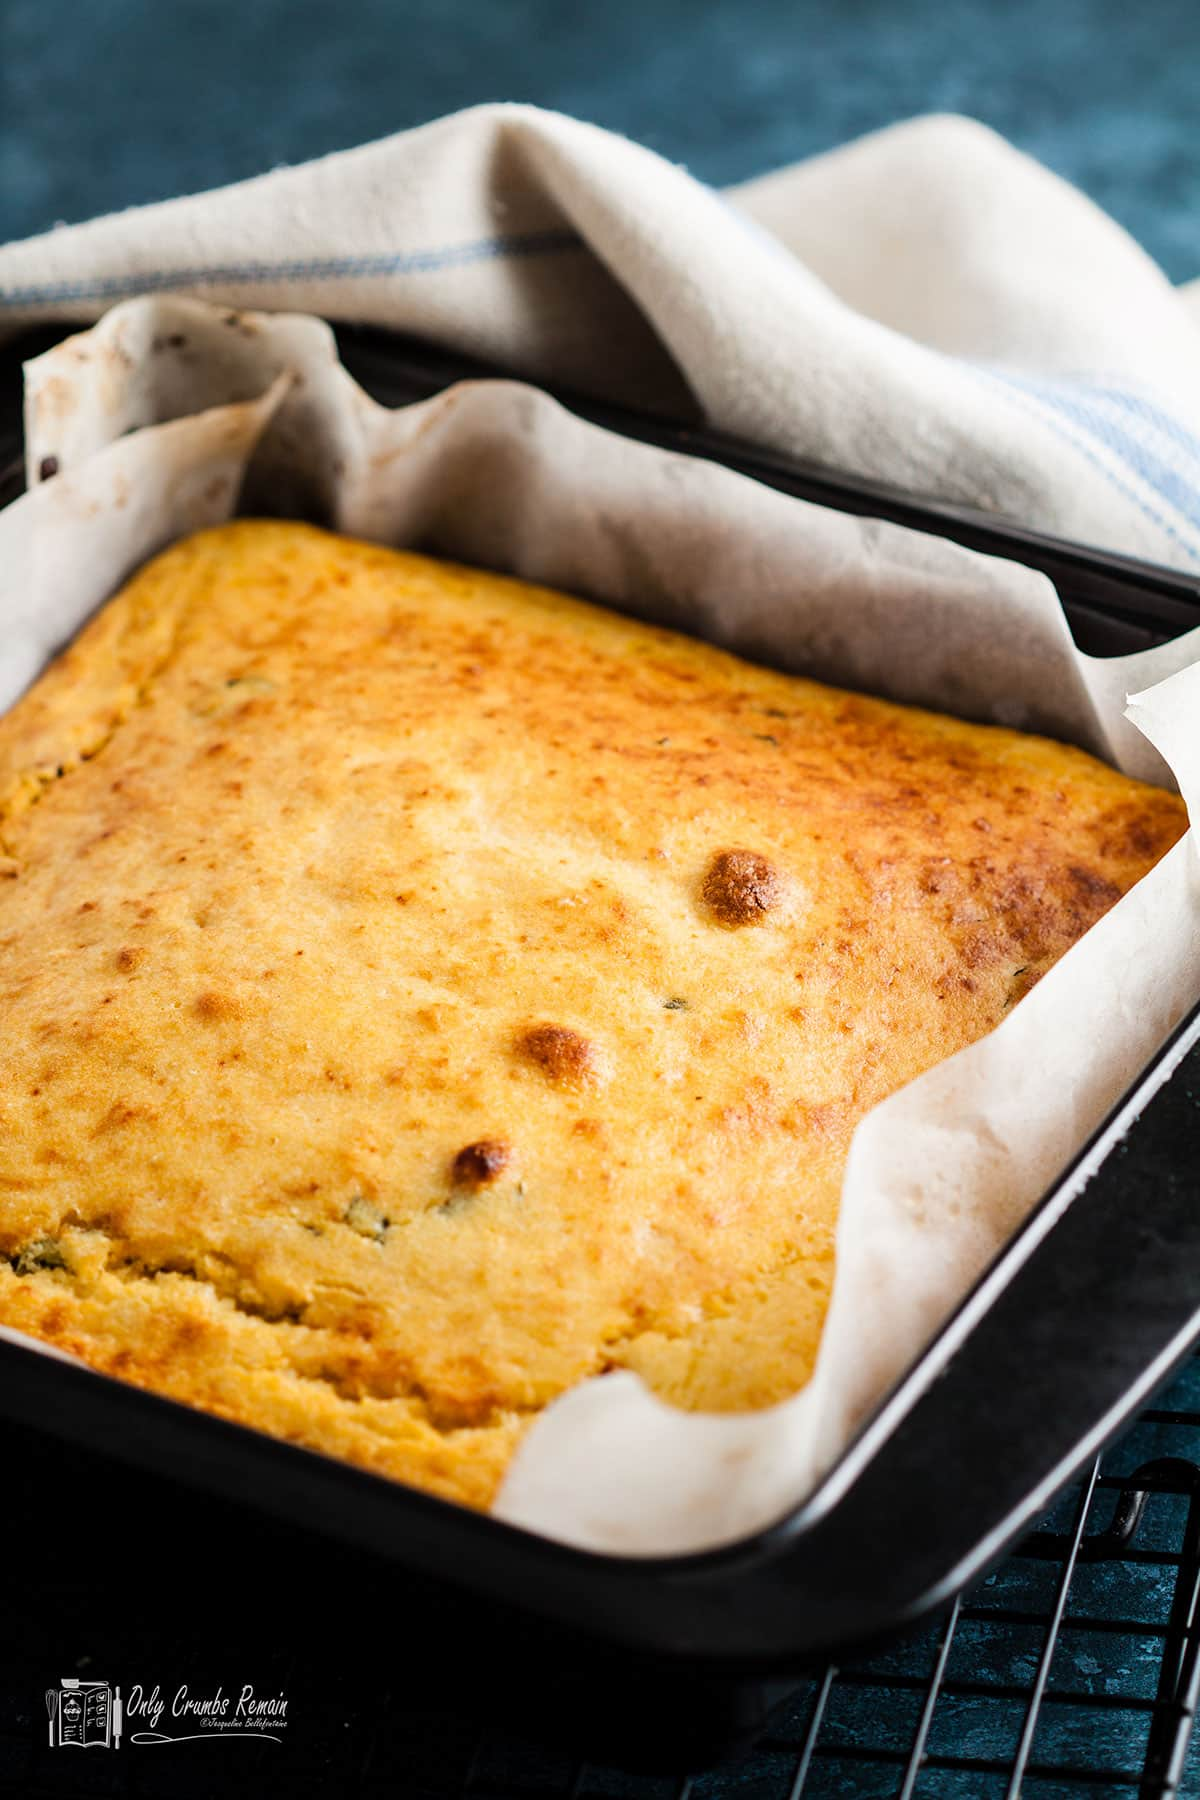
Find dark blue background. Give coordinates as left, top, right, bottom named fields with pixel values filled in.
left=1, top=0, right=1198, bottom=280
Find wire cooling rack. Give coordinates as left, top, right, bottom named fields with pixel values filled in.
left=453, top=1438, right=1200, bottom=1799
left=330, top=1373, right=1200, bottom=1800
left=6, top=1356, right=1200, bottom=1800
left=443, top=1464, right=1200, bottom=1797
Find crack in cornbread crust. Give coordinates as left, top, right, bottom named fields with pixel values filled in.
left=0, top=521, right=1187, bottom=1510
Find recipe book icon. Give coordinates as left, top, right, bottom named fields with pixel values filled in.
left=45, top=1680, right=122, bottom=1749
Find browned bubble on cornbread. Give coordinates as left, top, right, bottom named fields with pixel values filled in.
left=451, top=1139, right=514, bottom=1189
left=0, top=521, right=1187, bottom=1510
left=701, top=848, right=789, bottom=927
left=516, top=1022, right=606, bottom=1090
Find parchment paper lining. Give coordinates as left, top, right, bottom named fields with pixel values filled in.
left=4, top=296, right=1198, bottom=1554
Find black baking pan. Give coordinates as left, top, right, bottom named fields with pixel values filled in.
left=1, top=323, right=1199, bottom=1770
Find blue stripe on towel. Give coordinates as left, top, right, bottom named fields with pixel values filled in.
left=999, top=373, right=1200, bottom=532
left=974, top=366, right=1200, bottom=565
left=0, top=227, right=583, bottom=309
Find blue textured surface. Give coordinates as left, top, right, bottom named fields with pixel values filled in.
left=1, top=0, right=1198, bottom=282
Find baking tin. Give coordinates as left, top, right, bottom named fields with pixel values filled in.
left=1, top=323, right=1198, bottom=1769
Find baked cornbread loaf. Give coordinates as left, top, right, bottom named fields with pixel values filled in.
left=0, top=521, right=1187, bottom=1510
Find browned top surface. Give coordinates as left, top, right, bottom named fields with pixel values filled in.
left=0, top=521, right=1185, bottom=1509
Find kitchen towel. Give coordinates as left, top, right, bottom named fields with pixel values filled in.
left=3, top=106, right=1200, bottom=567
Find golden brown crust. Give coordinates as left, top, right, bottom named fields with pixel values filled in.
left=0, top=521, right=1187, bottom=1508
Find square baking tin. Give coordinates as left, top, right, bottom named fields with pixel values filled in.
left=1, top=324, right=1198, bottom=1768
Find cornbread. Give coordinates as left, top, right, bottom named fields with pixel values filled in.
left=0, top=520, right=1187, bottom=1510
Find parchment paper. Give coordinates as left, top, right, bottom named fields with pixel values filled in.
left=4, top=296, right=1199, bottom=1554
